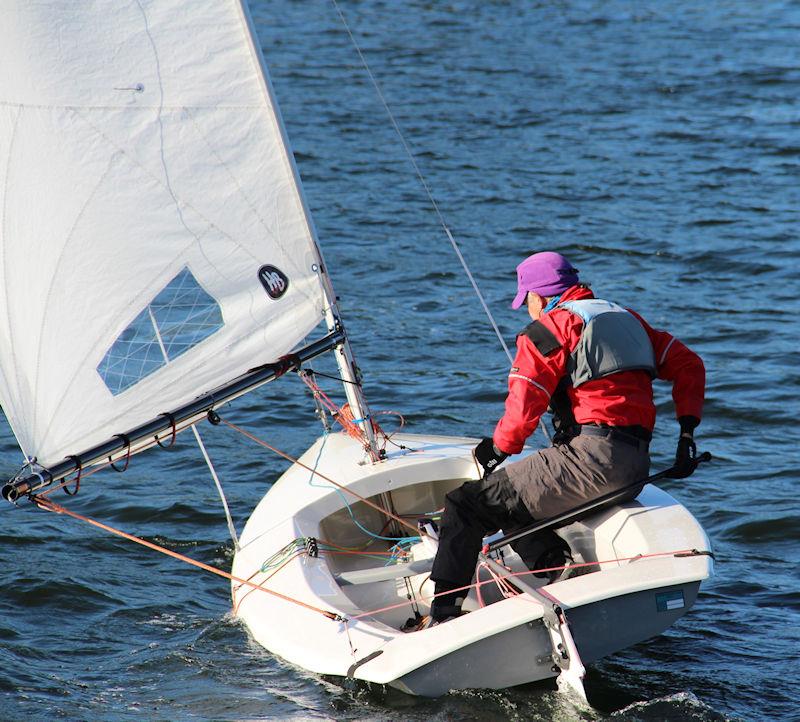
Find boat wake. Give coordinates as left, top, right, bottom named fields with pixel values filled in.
left=611, top=691, right=735, bottom=721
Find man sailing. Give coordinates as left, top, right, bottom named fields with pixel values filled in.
left=424, top=251, right=706, bottom=627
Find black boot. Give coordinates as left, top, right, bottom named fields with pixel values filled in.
left=532, top=541, right=574, bottom=584
left=430, top=585, right=464, bottom=621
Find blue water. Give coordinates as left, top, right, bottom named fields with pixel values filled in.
left=2, top=1, right=799, bottom=719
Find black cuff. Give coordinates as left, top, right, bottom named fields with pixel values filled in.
left=679, top=415, right=700, bottom=436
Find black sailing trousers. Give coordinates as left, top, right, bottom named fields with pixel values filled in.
left=430, top=432, right=650, bottom=611
left=429, top=468, right=567, bottom=601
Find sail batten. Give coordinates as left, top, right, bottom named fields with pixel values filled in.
left=0, top=0, right=328, bottom=467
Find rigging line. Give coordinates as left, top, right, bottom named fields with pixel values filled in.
left=307, top=431, right=415, bottom=544
left=234, top=549, right=307, bottom=616
left=31, top=495, right=340, bottom=621
left=329, top=2, right=551, bottom=443
left=219, top=417, right=420, bottom=535
left=148, top=307, right=240, bottom=550
left=348, top=547, right=705, bottom=621
left=328, top=0, right=512, bottom=365
left=191, top=425, right=240, bottom=551
left=304, top=369, right=359, bottom=385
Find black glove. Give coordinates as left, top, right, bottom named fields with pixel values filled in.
left=667, top=416, right=699, bottom=479
left=473, top=437, right=508, bottom=477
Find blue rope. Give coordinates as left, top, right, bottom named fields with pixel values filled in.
left=307, top=431, right=420, bottom=545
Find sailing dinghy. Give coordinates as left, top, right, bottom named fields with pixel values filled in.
left=0, top=0, right=713, bottom=700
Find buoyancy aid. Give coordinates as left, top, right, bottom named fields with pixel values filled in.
left=557, top=298, right=656, bottom=387
left=543, top=298, right=656, bottom=440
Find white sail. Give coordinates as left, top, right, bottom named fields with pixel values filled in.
left=0, top=0, right=326, bottom=466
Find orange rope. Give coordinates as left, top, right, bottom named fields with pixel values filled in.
left=299, top=374, right=371, bottom=447
left=30, top=489, right=709, bottom=630
left=31, top=495, right=343, bottom=622
left=232, top=550, right=307, bottom=615
left=299, top=374, right=412, bottom=460
left=219, top=418, right=419, bottom=535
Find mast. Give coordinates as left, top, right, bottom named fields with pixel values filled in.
left=236, top=0, right=380, bottom=461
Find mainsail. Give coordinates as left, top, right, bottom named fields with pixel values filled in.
left=0, top=1, right=329, bottom=469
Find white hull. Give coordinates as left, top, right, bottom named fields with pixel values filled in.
left=232, top=432, right=713, bottom=696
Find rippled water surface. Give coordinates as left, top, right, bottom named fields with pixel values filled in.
left=2, top=1, right=799, bottom=720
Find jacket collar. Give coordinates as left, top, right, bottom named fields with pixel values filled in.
left=546, top=284, right=594, bottom=312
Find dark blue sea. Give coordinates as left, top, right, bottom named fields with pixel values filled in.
left=2, top=1, right=799, bottom=719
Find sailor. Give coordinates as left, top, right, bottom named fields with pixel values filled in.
left=425, top=251, right=706, bottom=626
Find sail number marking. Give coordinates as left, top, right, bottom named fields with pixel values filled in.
left=258, top=265, right=289, bottom=300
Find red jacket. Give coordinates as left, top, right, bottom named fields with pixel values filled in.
left=493, top=285, right=705, bottom=455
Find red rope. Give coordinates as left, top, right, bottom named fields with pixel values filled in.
left=219, top=418, right=419, bottom=535
left=348, top=548, right=705, bottom=621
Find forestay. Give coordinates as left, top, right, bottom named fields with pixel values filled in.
left=0, top=0, right=327, bottom=467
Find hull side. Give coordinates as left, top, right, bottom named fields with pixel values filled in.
left=390, top=619, right=554, bottom=696
left=569, top=581, right=701, bottom=664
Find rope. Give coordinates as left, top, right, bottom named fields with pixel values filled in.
left=348, top=548, right=708, bottom=621
left=32, top=486, right=708, bottom=630
left=31, top=495, right=342, bottom=621
left=329, top=0, right=512, bottom=364
left=233, top=549, right=307, bottom=616
left=328, top=1, right=553, bottom=443
left=149, top=306, right=239, bottom=550
left=219, top=417, right=419, bottom=535
left=476, top=561, right=517, bottom=607
left=306, top=431, right=419, bottom=545
left=191, top=425, right=240, bottom=551
left=301, top=371, right=364, bottom=440
left=303, top=369, right=414, bottom=457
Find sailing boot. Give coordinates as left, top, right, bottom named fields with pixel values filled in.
left=534, top=545, right=574, bottom=584
left=513, top=529, right=574, bottom=583
left=403, top=584, right=464, bottom=631
left=429, top=585, right=465, bottom=622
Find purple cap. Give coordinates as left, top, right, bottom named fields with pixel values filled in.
left=511, top=252, right=579, bottom=309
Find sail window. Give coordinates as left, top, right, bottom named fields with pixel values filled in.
left=97, top=268, right=223, bottom=395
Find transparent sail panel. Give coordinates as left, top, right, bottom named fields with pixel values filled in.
left=97, top=268, right=223, bottom=395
